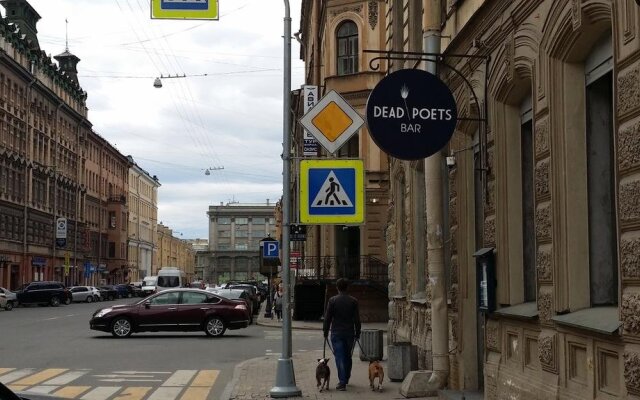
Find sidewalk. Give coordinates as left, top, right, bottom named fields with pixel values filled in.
left=221, top=304, right=438, bottom=400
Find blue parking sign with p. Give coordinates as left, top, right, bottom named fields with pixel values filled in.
left=263, top=241, right=279, bottom=258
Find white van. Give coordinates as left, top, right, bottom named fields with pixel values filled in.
left=156, top=267, right=187, bottom=292
left=141, top=276, right=157, bottom=297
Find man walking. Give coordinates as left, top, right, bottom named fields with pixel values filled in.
left=323, top=278, right=361, bottom=391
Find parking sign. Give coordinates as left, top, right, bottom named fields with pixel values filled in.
left=262, top=241, right=279, bottom=259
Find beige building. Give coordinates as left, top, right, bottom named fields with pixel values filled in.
left=155, top=223, right=195, bottom=281
left=378, top=0, right=640, bottom=399
left=127, top=158, right=160, bottom=282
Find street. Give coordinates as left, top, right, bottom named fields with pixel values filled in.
left=0, top=300, right=326, bottom=400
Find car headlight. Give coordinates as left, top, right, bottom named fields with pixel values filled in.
left=95, top=308, right=112, bottom=318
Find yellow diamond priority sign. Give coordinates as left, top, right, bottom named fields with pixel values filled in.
left=299, top=90, right=364, bottom=154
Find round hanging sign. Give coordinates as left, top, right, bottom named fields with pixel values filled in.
left=366, top=69, right=458, bottom=160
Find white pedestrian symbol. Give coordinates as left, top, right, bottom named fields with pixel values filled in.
left=312, top=171, right=353, bottom=207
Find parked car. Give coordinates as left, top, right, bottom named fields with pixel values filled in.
left=90, top=288, right=250, bottom=338
left=14, top=281, right=72, bottom=307
left=0, top=292, right=13, bottom=311
left=0, top=287, right=17, bottom=309
left=156, top=267, right=187, bottom=292
left=113, top=284, right=133, bottom=298
left=225, top=284, right=260, bottom=315
left=207, top=288, right=253, bottom=323
left=98, top=286, right=119, bottom=301
left=69, top=286, right=101, bottom=303
left=129, top=281, right=143, bottom=297
left=140, top=276, right=157, bottom=297
left=189, top=281, right=205, bottom=289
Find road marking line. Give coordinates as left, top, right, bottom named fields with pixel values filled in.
left=80, top=386, right=122, bottom=400
left=118, top=371, right=172, bottom=375
left=8, top=385, right=28, bottom=392
left=44, top=370, right=89, bottom=385
left=12, top=368, right=68, bottom=386
left=179, top=387, right=211, bottom=400
left=113, top=387, right=152, bottom=400
left=146, top=387, right=183, bottom=400
left=161, top=370, right=197, bottom=387
left=23, top=385, right=58, bottom=394
left=0, top=368, right=14, bottom=376
left=0, top=369, right=36, bottom=384
left=52, top=385, right=92, bottom=399
left=190, top=370, right=218, bottom=387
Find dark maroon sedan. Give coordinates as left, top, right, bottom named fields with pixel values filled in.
left=89, top=288, right=250, bottom=338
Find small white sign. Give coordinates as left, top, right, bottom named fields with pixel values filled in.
left=302, top=85, right=319, bottom=156
left=56, top=218, right=67, bottom=239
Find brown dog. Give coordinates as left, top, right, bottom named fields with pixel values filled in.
left=369, top=360, right=384, bottom=392
left=316, top=358, right=330, bottom=392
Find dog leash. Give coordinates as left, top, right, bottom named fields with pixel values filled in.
left=353, top=338, right=376, bottom=361
left=324, top=336, right=336, bottom=357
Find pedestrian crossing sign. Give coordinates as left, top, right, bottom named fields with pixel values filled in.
left=299, top=159, right=364, bottom=224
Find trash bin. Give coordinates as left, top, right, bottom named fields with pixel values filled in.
left=359, top=329, right=384, bottom=361
left=388, top=342, right=418, bottom=381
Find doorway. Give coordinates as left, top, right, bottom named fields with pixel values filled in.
left=335, top=225, right=360, bottom=280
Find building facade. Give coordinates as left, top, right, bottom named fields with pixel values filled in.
left=381, top=0, right=640, bottom=399
left=204, top=201, right=276, bottom=284
left=155, top=223, right=195, bottom=281
left=184, top=238, right=208, bottom=281
left=127, top=158, right=160, bottom=282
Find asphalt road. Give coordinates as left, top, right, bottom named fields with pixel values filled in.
left=0, top=298, right=326, bottom=399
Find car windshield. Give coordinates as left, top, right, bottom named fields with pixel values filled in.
left=157, top=276, right=179, bottom=287
left=143, top=279, right=156, bottom=286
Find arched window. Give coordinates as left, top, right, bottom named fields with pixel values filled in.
left=337, top=21, right=358, bottom=75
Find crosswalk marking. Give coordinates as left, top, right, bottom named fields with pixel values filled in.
left=190, top=370, right=218, bottom=387
left=45, top=370, right=90, bottom=385
left=146, top=387, right=183, bottom=400
left=161, top=370, right=197, bottom=387
left=0, top=368, right=14, bottom=376
left=24, top=385, right=58, bottom=394
left=179, top=387, right=211, bottom=400
left=8, top=385, right=28, bottom=392
left=80, top=386, right=122, bottom=400
left=52, top=385, right=92, bottom=399
left=0, top=368, right=36, bottom=384
left=12, top=368, right=67, bottom=386
left=113, top=387, right=152, bottom=400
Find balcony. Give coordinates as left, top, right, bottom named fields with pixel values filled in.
left=294, top=255, right=388, bottom=291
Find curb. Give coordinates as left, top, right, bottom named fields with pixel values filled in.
left=256, top=320, right=324, bottom=331
left=220, top=355, right=271, bottom=400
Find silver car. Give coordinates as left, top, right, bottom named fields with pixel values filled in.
left=0, top=287, right=16, bottom=309
left=69, top=286, right=101, bottom=303
left=0, top=292, right=12, bottom=311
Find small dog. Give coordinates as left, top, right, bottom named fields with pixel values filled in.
left=368, top=360, right=384, bottom=392
left=316, top=358, right=330, bottom=392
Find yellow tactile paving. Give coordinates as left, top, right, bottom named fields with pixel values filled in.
left=0, top=368, right=14, bottom=376
left=179, top=387, right=211, bottom=400
left=11, top=368, right=67, bottom=386
left=190, top=370, right=218, bottom=387
left=52, top=386, right=92, bottom=399
left=8, top=385, right=28, bottom=392
left=113, top=386, right=152, bottom=400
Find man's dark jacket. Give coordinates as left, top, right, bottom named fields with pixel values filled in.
left=323, top=292, right=361, bottom=338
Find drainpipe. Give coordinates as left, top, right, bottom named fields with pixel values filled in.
left=23, top=76, right=37, bottom=286
left=424, top=0, right=449, bottom=389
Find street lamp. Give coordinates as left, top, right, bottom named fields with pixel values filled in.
left=202, top=166, right=224, bottom=176
left=153, top=73, right=186, bottom=88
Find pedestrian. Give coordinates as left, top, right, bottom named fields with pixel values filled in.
left=273, top=288, right=283, bottom=321
left=323, top=278, right=361, bottom=391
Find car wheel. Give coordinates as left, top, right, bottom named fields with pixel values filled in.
left=63, top=297, right=71, bottom=305
left=95, top=296, right=100, bottom=302
left=86, top=295, right=93, bottom=303
left=111, top=317, right=133, bottom=338
left=50, top=297, right=60, bottom=307
left=204, top=317, right=226, bottom=337
left=5, top=301, right=13, bottom=311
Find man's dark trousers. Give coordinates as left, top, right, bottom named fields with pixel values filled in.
left=331, top=332, right=355, bottom=385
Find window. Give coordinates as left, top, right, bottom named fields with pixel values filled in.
left=585, top=32, right=616, bottom=306
left=218, top=217, right=231, bottom=225
left=149, top=292, right=179, bottom=305
left=181, top=292, right=207, bottom=304
left=337, top=21, right=358, bottom=75
left=235, top=218, right=248, bottom=225
left=108, top=242, right=115, bottom=258
left=235, top=243, right=248, bottom=250
left=520, top=95, right=536, bottom=302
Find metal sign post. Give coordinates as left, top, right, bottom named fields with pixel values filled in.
left=270, top=1, right=301, bottom=397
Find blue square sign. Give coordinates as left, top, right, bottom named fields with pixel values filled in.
left=262, top=241, right=279, bottom=258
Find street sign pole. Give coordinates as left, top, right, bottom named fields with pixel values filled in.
left=270, top=1, right=301, bottom=397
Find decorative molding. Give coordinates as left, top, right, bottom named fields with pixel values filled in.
left=368, top=1, right=378, bottom=30
left=620, top=179, right=640, bottom=224
left=622, top=292, right=640, bottom=334
left=486, top=180, right=496, bottom=215
left=538, top=332, right=558, bottom=373
left=535, top=159, right=550, bottom=200
left=486, top=320, right=500, bottom=352
left=449, top=197, right=458, bottom=227
left=625, top=351, right=640, bottom=396
left=535, top=203, right=552, bottom=242
left=538, top=288, right=553, bottom=324
left=329, top=5, right=363, bottom=17
left=618, top=65, right=640, bottom=116
left=619, top=120, right=640, bottom=172
left=571, top=0, right=581, bottom=31
left=504, top=32, right=515, bottom=85
left=622, top=235, right=640, bottom=280
left=623, top=0, right=637, bottom=44
left=484, top=217, right=496, bottom=247
left=449, top=168, right=458, bottom=199
left=536, top=246, right=553, bottom=282
left=449, top=283, right=459, bottom=312
left=534, top=118, right=550, bottom=158
left=450, top=256, right=459, bottom=285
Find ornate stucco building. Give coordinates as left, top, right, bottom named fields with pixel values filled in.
left=155, top=223, right=195, bottom=281
left=380, top=0, right=640, bottom=399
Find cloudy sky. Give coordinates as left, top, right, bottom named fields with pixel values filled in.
left=17, top=0, right=305, bottom=239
